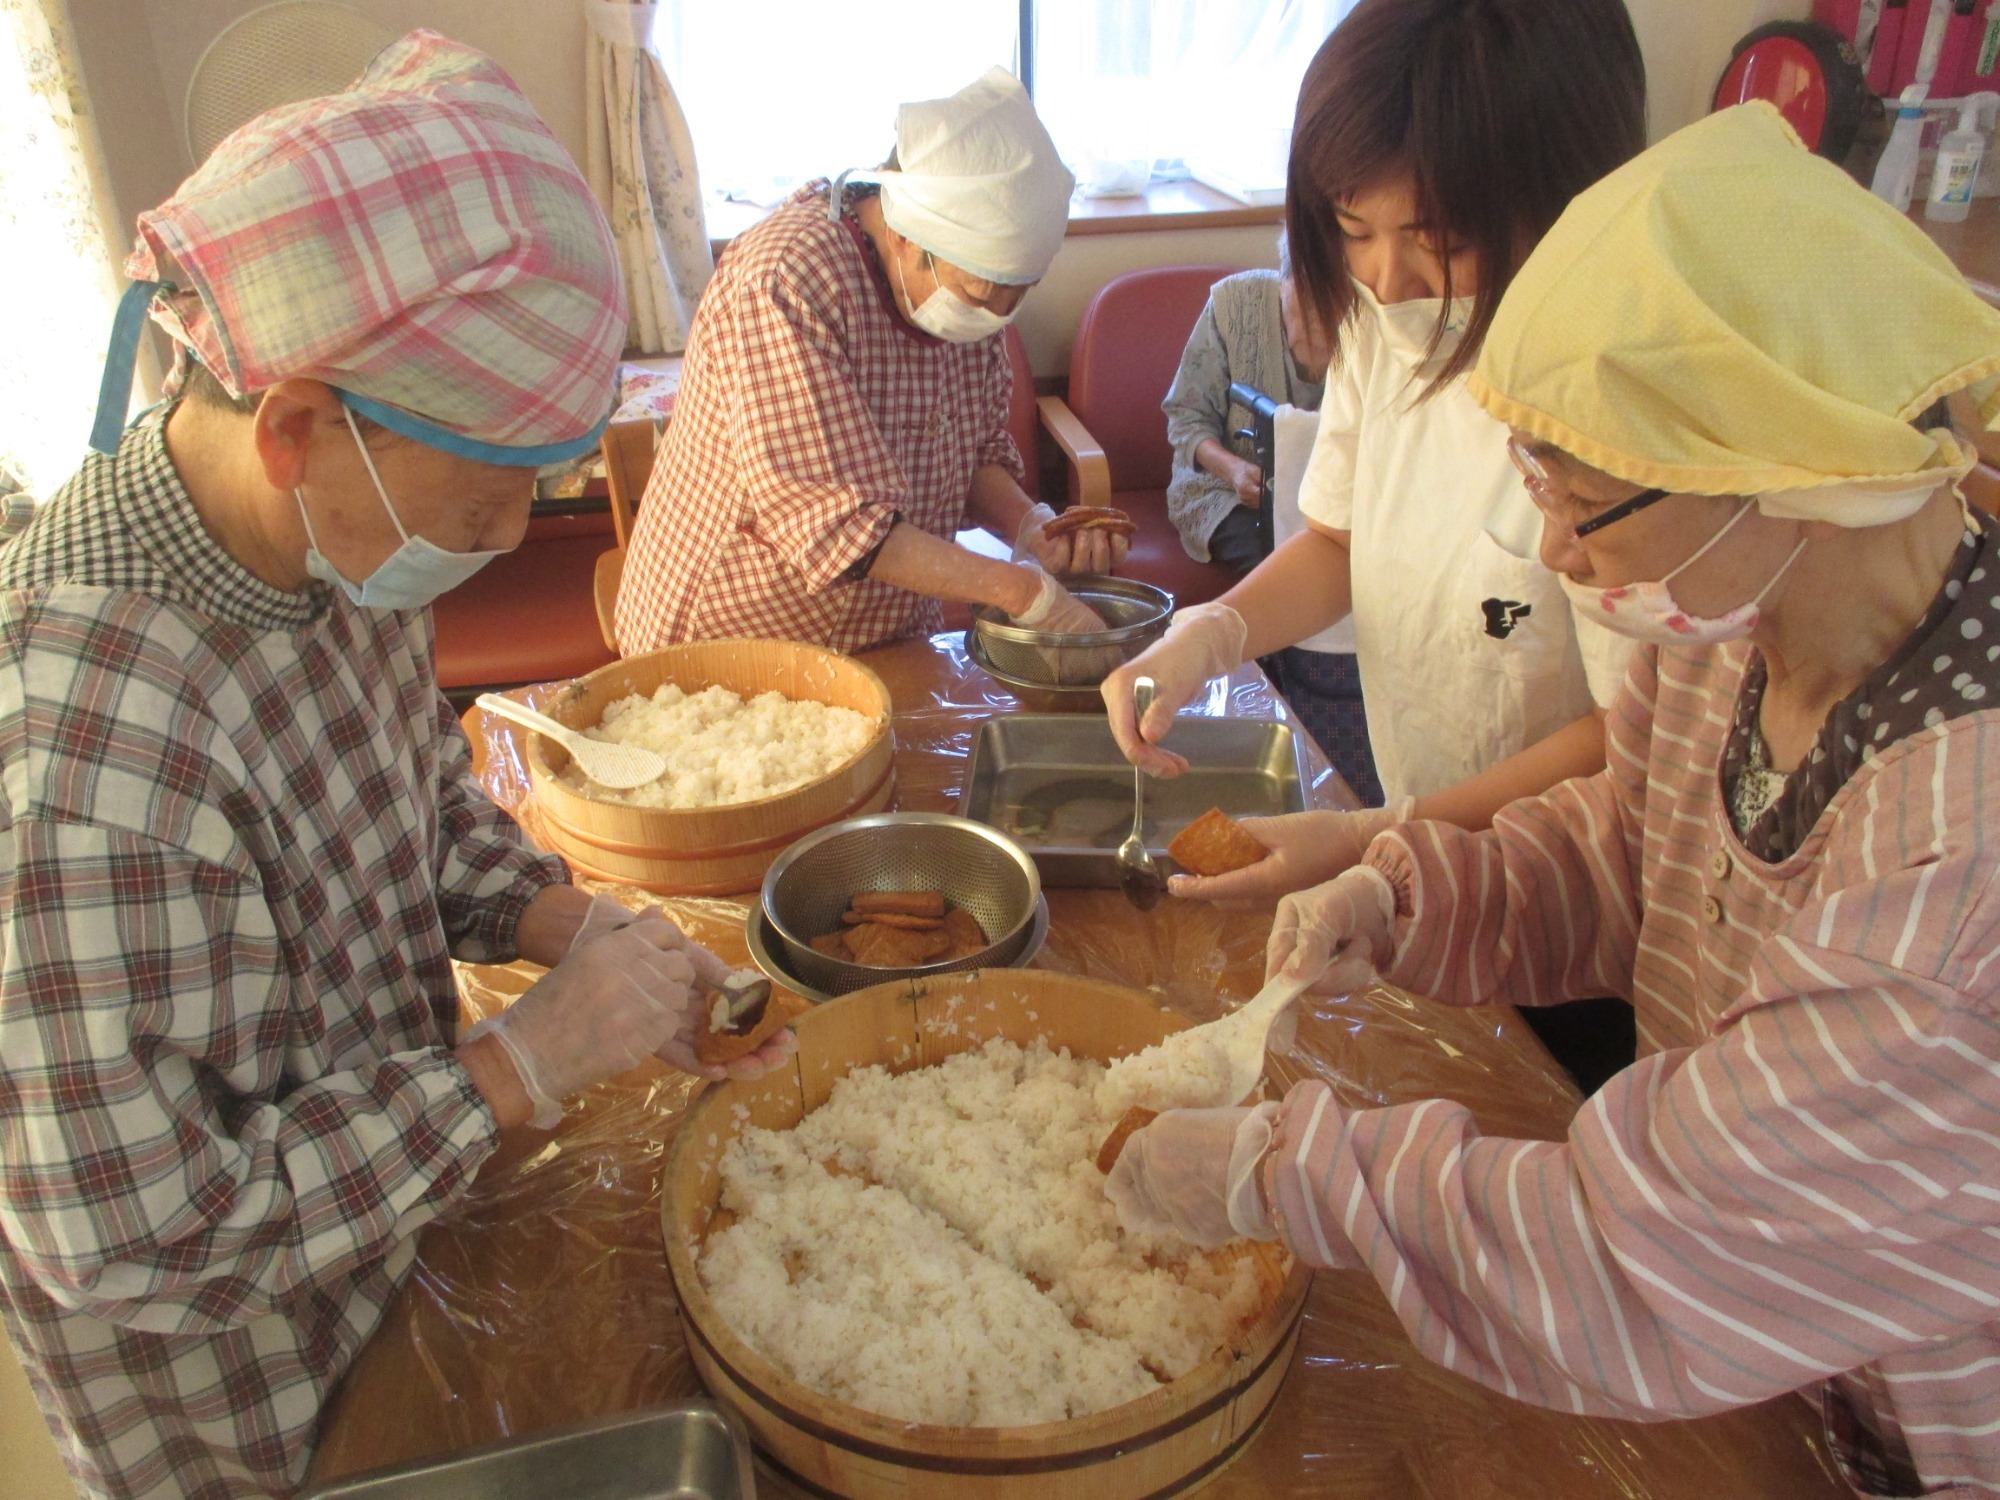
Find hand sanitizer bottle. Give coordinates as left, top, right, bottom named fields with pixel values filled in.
left=1873, top=85, right=1932, bottom=212
left=1929, top=91, right=2000, bottom=219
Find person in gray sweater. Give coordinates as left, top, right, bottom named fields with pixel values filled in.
left=1161, top=234, right=1326, bottom=571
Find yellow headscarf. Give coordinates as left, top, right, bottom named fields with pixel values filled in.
left=1469, top=102, right=2000, bottom=526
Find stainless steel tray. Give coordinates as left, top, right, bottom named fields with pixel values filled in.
left=958, top=716, right=1307, bottom=886
left=301, top=1402, right=756, bottom=1499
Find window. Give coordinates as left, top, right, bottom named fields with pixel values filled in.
left=651, top=0, right=1357, bottom=209
left=0, top=0, right=124, bottom=497
left=650, top=0, right=1019, bottom=207
left=1034, top=0, right=1356, bottom=198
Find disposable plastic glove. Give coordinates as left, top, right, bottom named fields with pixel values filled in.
left=464, top=911, right=704, bottom=1129
left=1012, top=500, right=1127, bottom=576
left=1012, top=565, right=1111, bottom=634
left=565, top=891, right=647, bottom=954
left=1104, top=1103, right=1281, bottom=1250
left=1101, top=602, right=1248, bottom=777
left=554, top=893, right=792, bottom=1077
left=1168, top=798, right=1416, bottom=908
left=1264, top=864, right=1399, bottom=994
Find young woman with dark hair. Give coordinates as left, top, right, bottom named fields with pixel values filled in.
left=1103, top=0, right=1649, bottom=1090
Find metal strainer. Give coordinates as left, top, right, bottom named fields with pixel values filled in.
left=969, top=576, right=1173, bottom=688
left=759, top=813, right=1041, bottom=996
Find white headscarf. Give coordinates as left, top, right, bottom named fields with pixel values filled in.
left=853, top=67, right=1074, bottom=285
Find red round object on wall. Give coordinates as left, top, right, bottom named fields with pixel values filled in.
left=1712, top=20, right=1867, bottom=162
left=1717, top=36, right=1829, bottom=146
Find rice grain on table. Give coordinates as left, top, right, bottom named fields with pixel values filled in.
left=563, top=683, right=875, bottom=807
left=700, top=1037, right=1264, bottom=1427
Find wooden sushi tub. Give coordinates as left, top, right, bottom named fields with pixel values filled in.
left=523, top=640, right=895, bottom=896
left=663, top=969, right=1312, bottom=1500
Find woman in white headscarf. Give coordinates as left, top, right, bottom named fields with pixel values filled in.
left=615, top=68, right=1119, bottom=656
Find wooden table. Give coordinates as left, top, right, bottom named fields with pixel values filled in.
left=309, top=635, right=1846, bottom=1499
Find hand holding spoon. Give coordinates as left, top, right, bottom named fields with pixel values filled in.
left=1114, top=675, right=1168, bottom=910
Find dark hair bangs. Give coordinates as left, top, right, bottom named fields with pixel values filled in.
left=1287, top=0, right=1647, bottom=394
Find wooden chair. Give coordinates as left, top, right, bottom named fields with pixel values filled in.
left=1034, top=265, right=1245, bottom=606
left=594, top=416, right=660, bottom=651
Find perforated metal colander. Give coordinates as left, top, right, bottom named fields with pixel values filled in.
left=969, top=576, right=1173, bottom=688
left=759, top=813, right=1041, bottom=995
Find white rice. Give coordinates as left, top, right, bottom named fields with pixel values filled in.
left=1097, top=1028, right=1237, bottom=1115
left=562, top=683, right=875, bottom=808
left=699, top=1037, right=1265, bottom=1427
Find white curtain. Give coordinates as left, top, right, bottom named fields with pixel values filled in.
left=1035, top=0, right=1358, bottom=189
left=584, top=0, right=715, bottom=355
left=0, top=0, right=130, bottom=497
left=647, top=0, right=1017, bottom=206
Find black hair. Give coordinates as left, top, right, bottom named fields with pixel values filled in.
left=1285, top=0, right=1648, bottom=392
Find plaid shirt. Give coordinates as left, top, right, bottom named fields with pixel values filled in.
left=614, top=184, right=1023, bottom=656
left=0, top=414, right=569, bottom=1498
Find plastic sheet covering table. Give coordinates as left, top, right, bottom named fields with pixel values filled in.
left=306, top=633, right=1846, bottom=1500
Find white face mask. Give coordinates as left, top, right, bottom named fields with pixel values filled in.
left=297, top=408, right=506, bottom=611
left=894, top=247, right=1014, bottom=343
left=1558, top=499, right=1806, bottom=647
left=1353, top=280, right=1475, bottom=368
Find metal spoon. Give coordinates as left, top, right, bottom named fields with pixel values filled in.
left=474, top=693, right=667, bottom=792
left=1114, top=675, right=1168, bottom=910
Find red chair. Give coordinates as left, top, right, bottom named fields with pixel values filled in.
left=1037, top=265, right=1244, bottom=607
left=431, top=506, right=618, bottom=699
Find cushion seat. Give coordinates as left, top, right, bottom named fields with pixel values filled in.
left=1115, top=486, right=1238, bottom=607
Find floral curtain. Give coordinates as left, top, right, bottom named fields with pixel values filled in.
left=583, top=0, right=714, bottom=355
left=0, top=0, right=129, bottom=498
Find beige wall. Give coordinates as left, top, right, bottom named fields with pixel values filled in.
left=64, top=0, right=589, bottom=237
left=64, top=0, right=1819, bottom=381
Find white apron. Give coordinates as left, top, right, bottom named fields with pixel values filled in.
left=1297, top=294, right=1628, bottom=802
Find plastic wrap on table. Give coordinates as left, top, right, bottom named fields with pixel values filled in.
left=314, top=636, right=1844, bottom=1497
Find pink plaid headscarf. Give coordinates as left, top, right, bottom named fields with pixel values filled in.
left=93, top=30, right=625, bottom=465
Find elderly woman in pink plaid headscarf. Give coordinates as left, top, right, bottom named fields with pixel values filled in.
left=0, top=33, right=789, bottom=1500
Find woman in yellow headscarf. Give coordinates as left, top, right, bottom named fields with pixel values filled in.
left=1103, top=103, right=2000, bottom=1496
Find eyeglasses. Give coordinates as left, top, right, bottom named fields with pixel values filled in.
left=1507, top=438, right=1670, bottom=540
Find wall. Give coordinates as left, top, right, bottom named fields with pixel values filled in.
left=65, top=0, right=589, bottom=240
left=61, top=0, right=1815, bottom=382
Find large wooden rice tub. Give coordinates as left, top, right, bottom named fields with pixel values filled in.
left=663, top=969, right=1313, bottom=1500
left=523, top=640, right=895, bottom=896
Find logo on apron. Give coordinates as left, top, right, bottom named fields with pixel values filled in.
left=1481, top=598, right=1533, bottom=639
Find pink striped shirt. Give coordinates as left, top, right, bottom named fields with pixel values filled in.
left=1265, top=638, right=2000, bottom=1498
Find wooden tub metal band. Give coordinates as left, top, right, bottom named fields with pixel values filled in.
left=752, top=1398, right=1282, bottom=1500
left=535, top=758, right=897, bottom=861
left=679, top=1306, right=1304, bottom=1476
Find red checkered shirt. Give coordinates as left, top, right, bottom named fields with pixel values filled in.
left=0, top=413, right=570, bottom=1499
left=614, top=183, right=1024, bottom=656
